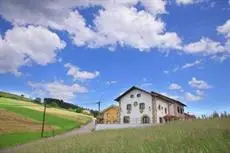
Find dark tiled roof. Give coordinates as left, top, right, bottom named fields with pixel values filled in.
left=115, top=86, right=186, bottom=107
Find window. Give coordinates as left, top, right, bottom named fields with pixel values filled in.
left=165, top=108, right=167, bottom=114
left=123, top=116, right=130, bottom=123
left=142, top=116, right=150, bottom=124
left=137, top=93, right=141, bottom=97
left=177, top=106, right=180, bottom=113
left=130, top=94, right=134, bottom=98
left=159, top=117, right=163, bottom=124
left=127, top=104, right=132, bottom=111
left=139, top=103, right=145, bottom=110
left=158, top=105, right=161, bottom=110
left=181, top=108, right=184, bottom=114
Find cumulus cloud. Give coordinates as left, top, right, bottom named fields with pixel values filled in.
left=217, top=19, right=230, bottom=38
left=185, top=92, right=202, bottom=101
left=168, top=83, right=182, bottom=90
left=87, top=6, right=182, bottom=51
left=28, top=81, right=87, bottom=102
left=0, top=26, right=65, bottom=75
left=183, top=38, right=225, bottom=55
left=64, top=63, right=100, bottom=81
left=0, top=0, right=182, bottom=52
left=188, top=77, right=212, bottom=89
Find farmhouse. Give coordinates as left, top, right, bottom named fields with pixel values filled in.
left=115, top=86, right=186, bottom=124
left=102, top=105, right=119, bottom=124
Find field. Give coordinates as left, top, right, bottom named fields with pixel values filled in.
left=10, top=117, right=230, bottom=153
left=0, top=98, right=93, bottom=149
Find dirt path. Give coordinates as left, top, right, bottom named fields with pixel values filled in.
left=0, top=119, right=96, bottom=153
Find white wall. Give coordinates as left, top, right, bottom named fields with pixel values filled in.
left=119, top=89, right=153, bottom=124
left=155, top=98, right=169, bottom=123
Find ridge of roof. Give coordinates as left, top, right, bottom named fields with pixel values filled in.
left=114, top=86, right=186, bottom=107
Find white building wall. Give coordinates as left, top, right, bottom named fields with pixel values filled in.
left=119, top=89, right=153, bottom=124
left=155, top=98, right=169, bottom=123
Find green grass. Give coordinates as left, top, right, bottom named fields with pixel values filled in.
left=13, top=118, right=230, bottom=153
left=0, top=91, right=32, bottom=102
left=0, top=98, right=92, bottom=149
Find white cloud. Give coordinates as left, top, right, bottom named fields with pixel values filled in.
left=181, top=60, right=202, bottom=69
left=28, top=81, right=87, bottom=102
left=169, top=83, right=182, bottom=90
left=188, top=77, right=212, bottom=89
left=106, top=80, right=117, bottom=85
left=0, top=26, right=65, bottom=75
left=185, top=92, right=202, bottom=101
left=0, top=0, right=182, bottom=52
left=176, top=0, right=196, bottom=5
left=87, top=6, right=182, bottom=51
left=217, top=19, right=230, bottom=38
left=64, top=63, right=100, bottom=81
left=163, top=70, right=169, bottom=74
left=183, top=37, right=225, bottom=55
left=196, top=90, right=204, bottom=96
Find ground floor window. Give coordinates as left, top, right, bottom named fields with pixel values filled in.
left=159, top=117, right=163, bottom=124
left=123, top=116, right=130, bottom=123
left=142, top=115, right=150, bottom=124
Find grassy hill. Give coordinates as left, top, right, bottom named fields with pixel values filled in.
left=0, top=97, right=93, bottom=149
left=10, top=117, right=230, bottom=153
left=0, top=91, right=32, bottom=102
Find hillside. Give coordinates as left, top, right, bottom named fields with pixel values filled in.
left=0, top=97, right=93, bottom=148
left=8, top=117, right=230, bottom=153
left=0, top=91, right=32, bottom=102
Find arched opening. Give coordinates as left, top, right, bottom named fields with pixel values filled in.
left=142, top=115, right=150, bottom=124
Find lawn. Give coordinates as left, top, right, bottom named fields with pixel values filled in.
left=11, top=117, right=230, bottom=153
left=0, top=98, right=93, bottom=149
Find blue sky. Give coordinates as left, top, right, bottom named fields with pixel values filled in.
left=0, top=0, right=230, bottom=116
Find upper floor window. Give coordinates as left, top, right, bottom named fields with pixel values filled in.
left=165, top=108, right=167, bottom=114
left=181, top=108, right=184, bottom=114
left=137, top=93, right=141, bottom=98
left=130, top=94, right=134, bottom=98
left=127, top=104, right=132, bottom=111
left=158, top=105, right=161, bottom=110
left=177, top=106, right=180, bottom=113
left=139, top=103, right=145, bottom=110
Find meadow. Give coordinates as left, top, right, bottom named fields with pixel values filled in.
left=10, top=117, right=230, bottom=153
left=0, top=98, right=92, bottom=148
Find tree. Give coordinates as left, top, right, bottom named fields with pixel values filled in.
left=34, top=97, right=42, bottom=104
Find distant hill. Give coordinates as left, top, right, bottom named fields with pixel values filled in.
left=0, top=91, right=32, bottom=102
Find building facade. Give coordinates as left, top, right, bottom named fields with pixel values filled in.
left=115, top=86, right=186, bottom=124
left=102, top=105, right=119, bottom=124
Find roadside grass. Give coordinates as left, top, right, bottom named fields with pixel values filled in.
left=14, top=118, right=230, bottom=153
left=0, top=98, right=92, bottom=149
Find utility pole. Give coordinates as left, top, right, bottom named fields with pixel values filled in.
left=97, top=101, right=101, bottom=112
left=41, top=101, right=47, bottom=138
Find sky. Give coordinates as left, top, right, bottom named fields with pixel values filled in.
left=0, top=0, right=229, bottom=116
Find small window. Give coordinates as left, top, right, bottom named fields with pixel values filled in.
left=158, top=105, right=161, bottom=110
left=165, top=108, right=167, bottom=114
left=139, top=103, right=145, bottom=110
left=137, top=93, right=141, bottom=97
left=123, top=116, right=130, bottom=123
left=177, top=106, right=180, bottom=113
left=130, top=94, right=134, bottom=98
left=181, top=108, right=184, bottom=114
left=127, top=104, right=132, bottom=111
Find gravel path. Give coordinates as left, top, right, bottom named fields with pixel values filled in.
left=0, top=119, right=96, bottom=153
